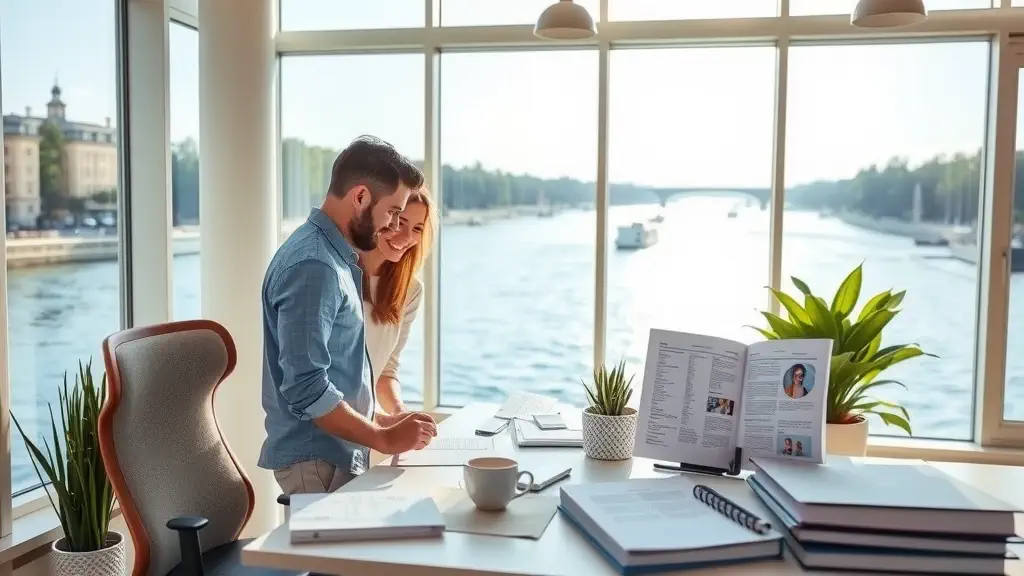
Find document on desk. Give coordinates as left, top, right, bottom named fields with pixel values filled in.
left=289, top=491, right=445, bottom=543
left=393, top=436, right=496, bottom=467
left=494, top=391, right=558, bottom=419
left=432, top=487, right=558, bottom=539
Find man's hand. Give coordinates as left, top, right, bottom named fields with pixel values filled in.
left=379, top=412, right=437, bottom=454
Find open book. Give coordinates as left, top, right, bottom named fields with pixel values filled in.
left=634, top=329, right=833, bottom=473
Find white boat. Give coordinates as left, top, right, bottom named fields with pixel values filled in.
left=615, top=222, right=658, bottom=250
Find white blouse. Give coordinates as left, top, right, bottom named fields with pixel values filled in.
left=363, top=275, right=423, bottom=385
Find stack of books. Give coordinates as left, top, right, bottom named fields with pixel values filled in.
left=747, top=456, right=1021, bottom=574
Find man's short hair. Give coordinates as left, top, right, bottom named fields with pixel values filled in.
left=328, top=135, right=424, bottom=200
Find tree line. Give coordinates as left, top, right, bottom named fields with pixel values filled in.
left=168, top=138, right=1024, bottom=226
left=786, top=151, right=1024, bottom=226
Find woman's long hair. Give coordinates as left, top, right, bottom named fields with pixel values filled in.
left=363, top=188, right=437, bottom=324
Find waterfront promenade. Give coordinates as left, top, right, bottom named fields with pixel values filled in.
left=5, top=205, right=559, bottom=268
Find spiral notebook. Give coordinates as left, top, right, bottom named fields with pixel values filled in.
left=558, top=477, right=783, bottom=574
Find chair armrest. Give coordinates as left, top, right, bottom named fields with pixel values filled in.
left=167, top=515, right=209, bottom=575
left=277, top=494, right=290, bottom=507
left=167, top=516, right=209, bottom=531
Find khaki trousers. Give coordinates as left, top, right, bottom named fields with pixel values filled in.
left=274, top=459, right=354, bottom=496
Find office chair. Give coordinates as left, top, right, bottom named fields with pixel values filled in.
left=98, top=320, right=299, bottom=576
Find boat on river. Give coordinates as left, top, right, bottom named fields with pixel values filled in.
left=615, top=222, right=658, bottom=250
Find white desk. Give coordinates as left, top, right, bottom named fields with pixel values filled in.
left=243, top=403, right=1024, bottom=575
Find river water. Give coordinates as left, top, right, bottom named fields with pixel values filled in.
left=7, top=196, right=1023, bottom=493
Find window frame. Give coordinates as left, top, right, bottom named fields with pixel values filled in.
left=979, top=32, right=1024, bottom=445
left=274, top=0, right=1024, bottom=455
left=0, top=0, right=174, bottom=529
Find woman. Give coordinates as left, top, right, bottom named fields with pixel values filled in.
left=785, top=364, right=807, bottom=399
left=361, top=188, right=437, bottom=416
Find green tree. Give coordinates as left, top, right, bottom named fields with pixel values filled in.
left=171, top=138, right=200, bottom=226
left=38, top=122, right=66, bottom=219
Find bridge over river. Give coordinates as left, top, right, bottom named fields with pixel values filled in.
left=650, top=187, right=770, bottom=208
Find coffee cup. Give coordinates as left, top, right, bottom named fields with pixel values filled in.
left=463, top=457, right=534, bottom=511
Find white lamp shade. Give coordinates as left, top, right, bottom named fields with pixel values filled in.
left=851, top=0, right=927, bottom=27
left=534, top=0, right=597, bottom=40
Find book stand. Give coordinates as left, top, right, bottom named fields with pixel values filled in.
left=652, top=447, right=743, bottom=477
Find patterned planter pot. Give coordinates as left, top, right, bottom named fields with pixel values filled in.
left=52, top=531, right=126, bottom=576
left=581, top=406, right=638, bottom=461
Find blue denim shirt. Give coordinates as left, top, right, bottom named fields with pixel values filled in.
left=258, top=208, right=374, bottom=475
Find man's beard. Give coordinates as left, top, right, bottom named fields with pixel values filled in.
left=350, top=205, right=380, bottom=251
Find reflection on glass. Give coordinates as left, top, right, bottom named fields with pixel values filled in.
left=280, top=54, right=425, bottom=404
left=790, top=0, right=991, bottom=15
left=438, top=51, right=597, bottom=406
left=281, top=0, right=424, bottom=31
left=783, top=42, right=989, bottom=441
left=170, top=23, right=201, bottom=320
left=1002, top=75, right=1024, bottom=422
left=440, top=0, right=600, bottom=26
left=2, top=0, right=121, bottom=495
left=610, top=0, right=776, bottom=20
left=605, top=47, right=775, bottom=391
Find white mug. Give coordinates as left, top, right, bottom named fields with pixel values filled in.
left=463, top=457, right=535, bottom=511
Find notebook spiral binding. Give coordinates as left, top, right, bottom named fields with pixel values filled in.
left=692, top=484, right=771, bottom=534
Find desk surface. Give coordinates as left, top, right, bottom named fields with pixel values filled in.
left=243, top=403, right=1024, bottom=576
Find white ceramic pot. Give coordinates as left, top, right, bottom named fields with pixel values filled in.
left=826, top=417, right=869, bottom=457
left=581, top=406, right=638, bottom=461
left=52, top=531, right=126, bottom=576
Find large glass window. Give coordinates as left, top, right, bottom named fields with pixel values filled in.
left=783, top=42, right=990, bottom=441
left=440, top=0, right=600, bottom=27
left=280, top=54, right=425, bottom=404
left=610, top=0, right=775, bottom=20
left=605, top=47, right=775, bottom=388
left=170, top=22, right=200, bottom=320
left=281, top=0, right=424, bottom=32
left=438, top=50, right=597, bottom=407
left=2, top=0, right=122, bottom=495
left=791, top=0, right=991, bottom=15
left=1003, top=73, right=1024, bottom=422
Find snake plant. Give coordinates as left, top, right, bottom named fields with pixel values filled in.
left=748, top=263, right=935, bottom=435
left=583, top=360, right=635, bottom=416
left=12, top=359, right=115, bottom=552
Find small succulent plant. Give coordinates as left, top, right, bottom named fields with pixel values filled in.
left=582, top=359, right=634, bottom=416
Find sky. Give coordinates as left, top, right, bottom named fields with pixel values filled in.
left=0, top=0, right=1019, bottom=190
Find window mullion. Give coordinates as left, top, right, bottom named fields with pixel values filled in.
left=977, top=31, right=1019, bottom=445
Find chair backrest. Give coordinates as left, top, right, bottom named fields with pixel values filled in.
left=98, top=320, right=253, bottom=576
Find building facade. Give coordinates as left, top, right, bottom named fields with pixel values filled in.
left=2, top=84, right=117, bottom=228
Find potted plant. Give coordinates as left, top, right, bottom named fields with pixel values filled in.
left=11, top=359, right=124, bottom=576
left=580, top=360, right=638, bottom=461
left=749, top=264, right=936, bottom=456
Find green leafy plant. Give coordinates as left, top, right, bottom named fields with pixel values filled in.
left=582, top=360, right=635, bottom=416
left=11, top=359, right=114, bottom=552
left=747, top=264, right=935, bottom=435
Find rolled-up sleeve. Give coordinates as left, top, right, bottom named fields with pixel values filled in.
left=272, top=259, right=345, bottom=420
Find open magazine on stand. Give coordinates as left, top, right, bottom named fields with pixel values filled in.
left=634, top=329, right=833, bottom=475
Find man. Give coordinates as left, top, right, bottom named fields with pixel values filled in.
left=259, top=135, right=437, bottom=495
left=782, top=437, right=793, bottom=456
